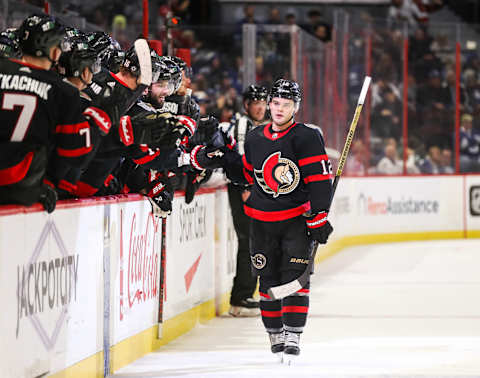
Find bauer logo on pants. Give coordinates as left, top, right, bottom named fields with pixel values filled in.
left=470, top=186, right=480, bottom=216
left=251, top=253, right=267, bottom=269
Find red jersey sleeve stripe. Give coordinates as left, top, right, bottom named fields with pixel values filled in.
left=304, top=174, right=332, bottom=184
left=0, top=151, right=33, bottom=186
left=242, top=154, right=253, bottom=171
left=56, top=146, right=92, bottom=157
left=133, top=150, right=161, bottom=165
left=55, top=121, right=90, bottom=134
left=298, top=154, right=328, bottom=166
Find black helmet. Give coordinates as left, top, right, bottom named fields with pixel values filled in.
left=58, top=33, right=101, bottom=78
left=122, top=44, right=150, bottom=77
left=93, top=32, right=125, bottom=73
left=87, top=31, right=112, bottom=56
left=268, top=79, right=301, bottom=104
left=0, top=28, right=21, bottom=58
left=18, top=14, right=65, bottom=58
left=169, top=55, right=192, bottom=78
left=243, top=84, right=268, bottom=102
left=158, top=56, right=182, bottom=92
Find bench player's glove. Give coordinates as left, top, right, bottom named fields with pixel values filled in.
left=189, top=129, right=236, bottom=171
left=145, top=174, right=173, bottom=218
left=305, top=211, right=333, bottom=244
left=119, top=114, right=196, bottom=148
left=39, top=183, right=58, bottom=214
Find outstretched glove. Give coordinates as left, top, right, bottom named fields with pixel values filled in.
left=189, top=129, right=236, bottom=171
left=119, top=113, right=196, bottom=148
left=145, top=173, right=174, bottom=218
left=305, top=211, right=333, bottom=244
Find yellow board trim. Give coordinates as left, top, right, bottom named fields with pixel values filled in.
left=49, top=230, right=479, bottom=377
left=49, top=293, right=230, bottom=377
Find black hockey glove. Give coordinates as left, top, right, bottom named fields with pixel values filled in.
left=305, top=211, right=333, bottom=244
left=188, top=115, right=219, bottom=147
left=145, top=174, right=174, bottom=218
left=39, top=183, right=58, bottom=214
left=189, top=129, right=236, bottom=171
left=119, top=113, right=196, bottom=148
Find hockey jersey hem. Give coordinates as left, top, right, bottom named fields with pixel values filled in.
left=244, top=202, right=310, bottom=222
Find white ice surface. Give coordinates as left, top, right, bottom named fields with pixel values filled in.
left=113, top=239, right=480, bottom=378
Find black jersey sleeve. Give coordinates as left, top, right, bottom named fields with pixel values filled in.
left=294, top=125, right=333, bottom=213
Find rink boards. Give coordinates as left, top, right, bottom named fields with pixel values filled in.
left=0, top=175, right=479, bottom=377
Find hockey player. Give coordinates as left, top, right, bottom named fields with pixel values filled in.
left=227, top=85, right=268, bottom=317
left=192, top=79, right=334, bottom=363
left=0, top=28, right=21, bottom=58
left=0, top=14, right=111, bottom=212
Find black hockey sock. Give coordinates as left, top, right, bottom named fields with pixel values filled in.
left=259, top=291, right=283, bottom=332
left=282, top=288, right=309, bottom=332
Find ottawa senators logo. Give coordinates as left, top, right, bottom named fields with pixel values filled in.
left=254, top=152, right=300, bottom=197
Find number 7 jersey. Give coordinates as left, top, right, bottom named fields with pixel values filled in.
left=0, top=58, right=96, bottom=187
left=242, top=122, right=333, bottom=222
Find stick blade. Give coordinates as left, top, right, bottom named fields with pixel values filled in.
left=268, top=279, right=303, bottom=300
left=134, top=38, right=152, bottom=87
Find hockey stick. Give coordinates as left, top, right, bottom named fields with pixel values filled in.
left=124, top=38, right=153, bottom=113
left=267, top=76, right=372, bottom=300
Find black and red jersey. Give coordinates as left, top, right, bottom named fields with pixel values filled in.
left=242, top=122, right=333, bottom=222
left=0, top=58, right=94, bottom=187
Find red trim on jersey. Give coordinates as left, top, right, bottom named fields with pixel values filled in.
left=83, top=106, right=112, bottom=134
left=0, top=151, right=33, bottom=186
left=306, top=211, right=328, bottom=229
left=133, top=149, right=161, bottom=165
left=55, top=121, right=90, bottom=134
left=297, top=288, right=310, bottom=294
left=242, top=154, right=253, bottom=171
left=298, top=154, right=328, bottom=166
left=119, top=115, right=134, bottom=146
left=244, top=202, right=310, bottom=222
left=110, top=72, right=130, bottom=88
left=57, top=145, right=92, bottom=157
left=259, top=292, right=270, bottom=299
left=75, top=181, right=99, bottom=197
left=58, top=179, right=77, bottom=194
left=263, top=122, right=297, bottom=141
left=282, top=306, right=308, bottom=314
left=261, top=310, right=282, bottom=317
left=304, top=174, right=331, bottom=184
left=9, top=58, right=45, bottom=70
left=104, top=174, right=115, bottom=187
left=243, top=168, right=254, bottom=184
left=43, top=179, right=54, bottom=189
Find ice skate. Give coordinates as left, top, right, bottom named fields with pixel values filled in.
left=268, top=332, right=285, bottom=363
left=228, top=298, right=260, bottom=317
left=283, top=331, right=300, bottom=365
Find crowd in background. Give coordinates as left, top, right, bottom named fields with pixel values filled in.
left=8, top=0, right=480, bottom=175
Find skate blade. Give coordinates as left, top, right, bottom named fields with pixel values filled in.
left=283, top=353, right=297, bottom=365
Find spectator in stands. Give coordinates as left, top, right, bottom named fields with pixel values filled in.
left=459, top=113, right=480, bottom=172
left=371, top=86, right=402, bottom=140
left=417, top=69, right=452, bottom=112
left=285, top=12, right=297, bottom=26
left=345, top=140, right=367, bottom=176
left=419, top=145, right=442, bottom=174
left=376, top=142, right=403, bottom=175
left=266, top=6, right=282, bottom=25
left=440, top=148, right=455, bottom=174
left=313, top=23, right=332, bottom=43
left=237, top=3, right=258, bottom=25
left=303, top=9, right=325, bottom=34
